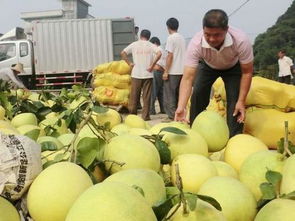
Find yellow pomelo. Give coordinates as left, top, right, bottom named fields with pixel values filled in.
left=171, top=154, right=217, bottom=193
left=145, top=121, right=151, bottom=129
left=57, top=133, right=75, bottom=146
left=224, top=134, right=268, bottom=171
left=163, top=128, right=208, bottom=160
left=45, top=112, right=59, bottom=119
left=212, top=161, right=238, bottom=179
left=280, top=154, right=295, bottom=194
left=37, top=136, right=64, bottom=150
left=191, top=110, right=229, bottom=152
left=149, top=122, right=170, bottom=134
left=254, top=199, right=295, bottom=221
left=0, top=105, right=6, bottom=120
left=17, top=125, right=41, bottom=141
left=111, top=123, right=130, bottom=135
left=39, top=117, right=68, bottom=137
left=96, top=108, right=122, bottom=129
left=124, top=114, right=146, bottom=129
left=0, top=196, right=20, bottom=221
left=65, top=182, right=157, bottom=221
left=128, top=128, right=152, bottom=136
left=27, top=162, right=92, bottom=221
left=239, top=150, right=284, bottom=200
left=104, top=168, right=166, bottom=206
left=104, top=134, right=160, bottom=174
left=167, top=200, right=226, bottom=221
left=28, top=92, right=40, bottom=102
left=198, top=176, right=257, bottom=221
left=11, top=113, right=38, bottom=128
left=0, top=120, right=19, bottom=134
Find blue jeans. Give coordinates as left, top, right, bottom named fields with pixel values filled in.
left=150, top=70, right=165, bottom=114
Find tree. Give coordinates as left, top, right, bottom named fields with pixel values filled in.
left=253, top=0, right=295, bottom=79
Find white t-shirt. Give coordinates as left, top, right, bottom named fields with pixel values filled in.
left=0, top=68, right=25, bottom=88
left=156, top=46, right=166, bottom=69
left=165, top=32, right=186, bottom=75
left=123, top=40, right=160, bottom=79
left=278, top=56, right=293, bottom=77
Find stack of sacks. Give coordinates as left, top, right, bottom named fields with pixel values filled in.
left=92, top=60, right=131, bottom=106
left=210, top=76, right=295, bottom=148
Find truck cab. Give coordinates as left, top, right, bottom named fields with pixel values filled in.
left=0, top=40, right=34, bottom=88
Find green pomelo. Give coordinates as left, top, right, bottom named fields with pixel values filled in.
left=212, top=161, right=238, bottom=179
left=39, top=117, right=68, bottom=137
left=163, top=128, right=208, bottom=160
left=128, top=128, right=152, bottom=136
left=65, top=182, right=157, bottom=221
left=96, top=108, right=122, bottom=129
left=224, top=134, right=268, bottom=172
left=280, top=154, right=295, bottom=194
left=124, top=114, right=146, bottom=129
left=17, top=125, right=41, bottom=141
left=11, top=113, right=38, bottom=128
left=27, top=162, right=92, bottom=221
left=198, top=176, right=257, bottom=221
left=171, top=154, right=217, bottom=193
left=167, top=200, right=226, bottom=221
left=191, top=110, right=229, bottom=152
left=104, top=168, right=166, bottom=206
left=239, top=150, right=284, bottom=200
left=254, top=199, right=295, bottom=221
left=0, top=196, right=20, bottom=221
left=111, top=123, right=130, bottom=135
left=104, top=134, right=160, bottom=174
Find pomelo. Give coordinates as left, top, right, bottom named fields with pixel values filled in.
left=198, top=176, right=257, bottom=221
left=104, top=134, right=160, bottom=174
left=254, top=199, right=295, bottom=221
left=171, top=154, right=217, bottom=193
left=96, top=108, right=121, bottom=129
left=239, top=150, right=284, bottom=200
left=104, top=168, right=166, bottom=206
left=65, top=182, right=157, bottom=221
left=224, top=134, right=268, bottom=171
left=124, top=114, right=146, bottom=129
left=191, top=110, right=229, bottom=152
left=163, top=128, right=208, bottom=159
left=27, top=162, right=92, bottom=221
left=11, top=113, right=38, bottom=128
left=0, top=196, right=20, bottom=221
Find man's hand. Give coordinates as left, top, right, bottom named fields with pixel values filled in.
left=163, top=72, right=169, bottom=81
left=233, top=100, right=245, bottom=123
left=147, top=66, right=153, bottom=73
left=174, top=107, right=188, bottom=123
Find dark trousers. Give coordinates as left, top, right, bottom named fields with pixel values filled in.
left=150, top=70, right=165, bottom=114
left=128, top=78, right=152, bottom=120
left=278, top=75, right=291, bottom=84
left=164, top=75, right=182, bottom=119
left=190, top=62, right=243, bottom=137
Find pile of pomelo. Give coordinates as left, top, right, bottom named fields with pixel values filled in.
left=0, top=88, right=295, bottom=221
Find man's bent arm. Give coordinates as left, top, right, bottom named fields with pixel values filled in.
left=165, top=52, right=173, bottom=73
left=120, top=51, right=132, bottom=66
left=238, top=62, right=253, bottom=103
left=177, top=66, right=197, bottom=110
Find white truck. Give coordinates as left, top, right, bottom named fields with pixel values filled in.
left=0, top=18, right=135, bottom=89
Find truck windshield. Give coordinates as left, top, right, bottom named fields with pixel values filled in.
left=0, top=43, right=16, bottom=61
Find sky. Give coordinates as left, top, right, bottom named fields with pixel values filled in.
left=0, top=0, right=294, bottom=44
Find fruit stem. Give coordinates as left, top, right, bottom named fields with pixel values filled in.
left=283, top=121, right=292, bottom=157
left=175, top=164, right=189, bottom=215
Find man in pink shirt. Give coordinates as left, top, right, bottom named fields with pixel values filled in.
left=175, top=9, right=253, bottom=137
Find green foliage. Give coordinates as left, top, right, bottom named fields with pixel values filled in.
left=253, top=1, right=295, bottom=78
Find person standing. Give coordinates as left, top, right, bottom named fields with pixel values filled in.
left=175, top=9, right=253, bottom=137
left=163, top=17, right=186, bottom=121
left=277, top=49, right=293, bottom=84
left=121, top=29, right=161, bottom=120
left=149, top=36, right=166, bottom=115
left=0, top=63, right=27, bottom=89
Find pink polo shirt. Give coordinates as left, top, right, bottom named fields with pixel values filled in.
left=185, top=26, right=253, bottom=70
